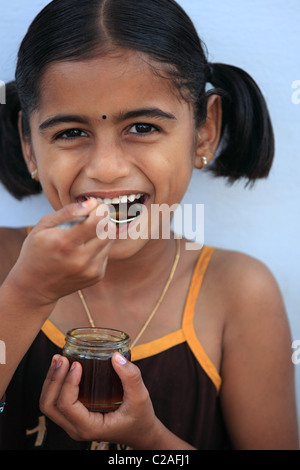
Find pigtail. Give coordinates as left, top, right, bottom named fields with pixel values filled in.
left=207, top=63, right=275, bottom=185
left=0, top=81, right=41, bottom=199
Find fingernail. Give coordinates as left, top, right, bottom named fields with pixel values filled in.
left=51, top=354, right=61, bottom=368
left=70, top=362, right=77, bottom=371
left=115, top=352, right=127, bottom=365
left=80, top=198, right=97, bottom=209
left=56, top=359, right=63, bottom=369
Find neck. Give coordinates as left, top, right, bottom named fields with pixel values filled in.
left=78, top=236, right=181, bottom=345
left=89, top=237, right=179, bottom=295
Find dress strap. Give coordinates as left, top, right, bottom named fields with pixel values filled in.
left=182, top=246, right=222, bottom=392
left=182, top=246, right=216, bottom=327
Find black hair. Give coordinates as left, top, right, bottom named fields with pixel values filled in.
left=0, top=0, right=274, bottom=199
left=0, top=81, right=42, bottom=199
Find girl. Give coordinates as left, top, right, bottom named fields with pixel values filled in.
left=0, top=0, right=298, bottom=450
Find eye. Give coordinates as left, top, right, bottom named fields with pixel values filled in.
left=128, top=123, right=158, bottom=134
left=55, top=128, right=88, bottom=140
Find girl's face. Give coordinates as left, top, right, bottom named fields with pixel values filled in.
left=21, top=50, right=217, bottom=252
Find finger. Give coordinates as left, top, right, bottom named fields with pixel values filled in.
left=34, top=202, right=114, bottom=253
left=40, top=356, right=85, bottom=439
left=48, top=361, right=106, bottom=441
left=56, top=216, right=88, bottom=230
left=68, top=203, right=113, bottom=245
left=40, top=355, right=70, bottom=410
left=80, top=231, right=114, bottom=261
left=53, top=202, right=115, bottom=249
left=111, top=353, right=151, bottom=411
left=33, top=199, right=99, bottom=233
left=56, top=360, right=84, bottom=410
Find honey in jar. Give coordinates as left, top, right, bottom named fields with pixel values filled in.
left=63, top=327, right=131, bottom=412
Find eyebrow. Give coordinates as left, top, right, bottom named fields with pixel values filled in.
left=115, top=108, right=176, bottom=122
left=39, top=108, right=176, bottom=132
left=39, top=114, right=89, bottom=132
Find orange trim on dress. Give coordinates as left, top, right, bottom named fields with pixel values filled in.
left=182, top=247, right=222, bottom=392
left=131, top=329, right=185, bottom=362
left=40, top=320, right=185, bottom=361
left=42, top=320, right=65, bottom=349
left=38, top=243, right=221, bottom=392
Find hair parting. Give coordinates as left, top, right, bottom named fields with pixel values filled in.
left=0, top=0, right=275, bottom=199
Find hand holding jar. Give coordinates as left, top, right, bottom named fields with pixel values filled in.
left=39, top=351, right=168, bottom=450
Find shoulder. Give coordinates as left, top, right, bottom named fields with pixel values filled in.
left=208, top=246, right=291, bottom=379
left=0, top=227, right=28, bottom=284
left=192, top=246, right=287, bottom=372
left=214, top=245, right=289, bottom=337
left=210, top=247, right=282, bottom=303
left=186, top=244, right=285, bottom=325
left=207, top=249, right=298, bottom=449
left=207, top=247, right=287, bottom=329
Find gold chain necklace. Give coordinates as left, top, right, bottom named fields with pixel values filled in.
left=77, top=238, right=181, bottom=348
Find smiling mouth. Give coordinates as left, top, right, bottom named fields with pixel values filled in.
left=78, top=193, right=146, bottom=224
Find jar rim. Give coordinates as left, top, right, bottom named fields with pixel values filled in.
left=65, top=327, right=131, bottom=349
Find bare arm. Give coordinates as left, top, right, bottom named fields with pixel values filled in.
left=0, top=280, right=55, bottom=398
left=0, top=227, right=54, bottom=397
left=220, top=256, right=299, bottom=449
left=0, top=200, right=113, bottom=398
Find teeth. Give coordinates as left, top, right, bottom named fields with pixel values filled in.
left=81, top=193, right=144, bottom=225
left=86, top=193, right=143, bottom=204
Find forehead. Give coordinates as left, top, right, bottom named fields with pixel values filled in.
left=36, top=50, right=188, bottom=116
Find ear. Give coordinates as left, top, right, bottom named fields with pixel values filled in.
left=18, top=111, right=37, bottom=176
left=194, top=94, right=222, bottom=169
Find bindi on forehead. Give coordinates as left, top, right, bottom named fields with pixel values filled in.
left=102, top=115, right=107, bottom=119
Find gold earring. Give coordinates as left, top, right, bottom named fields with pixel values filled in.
left=201, top=156, right=208, bottom=168
left=31, top=169, right=38, bottom=181
left=201, top=156, right=208, bottom=167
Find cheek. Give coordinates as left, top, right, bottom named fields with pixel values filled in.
left=173, top=165, right=194, bottom=200
left=37, top=160, right=76, bottom=209
left=155, top=155, right=194, bottom=203
left=168, top=138, right=196, bottom=183
left=30, top=140, right=80, bottom=207
left=170, top=152, right=195, bottom=201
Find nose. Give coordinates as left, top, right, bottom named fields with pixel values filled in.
left=85, top=138, right=131, bottom=183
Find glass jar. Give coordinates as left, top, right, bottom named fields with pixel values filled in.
left=62, top=327, right=131, bottom=412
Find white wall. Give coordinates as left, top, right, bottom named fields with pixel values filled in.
left=1, top=0, right=300, bottom=432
